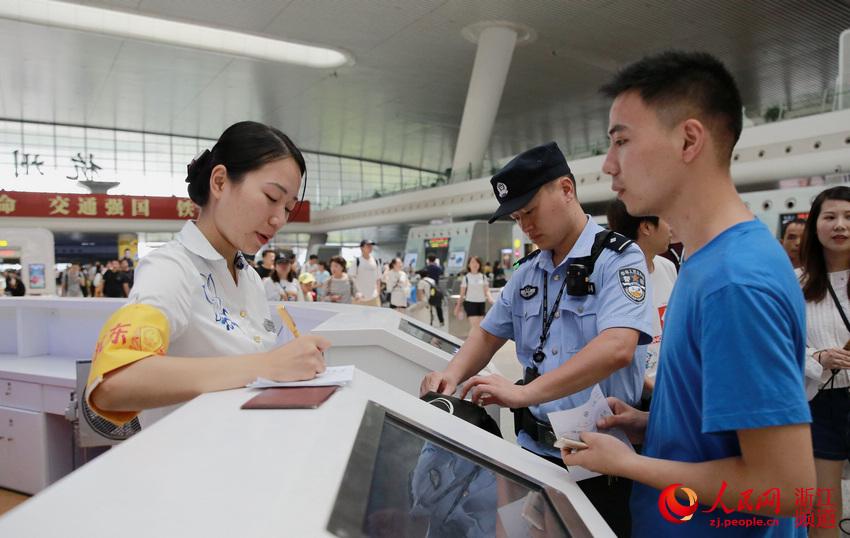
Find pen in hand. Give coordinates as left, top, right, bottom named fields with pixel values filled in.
left=277, top=305, right=300, bottom=338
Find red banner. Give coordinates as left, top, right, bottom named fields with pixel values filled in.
left=0, top=191, right=309, bottom=222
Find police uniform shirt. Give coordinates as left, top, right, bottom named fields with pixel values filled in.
left=480, top=216, right=655, bottom=456
left=86, top=220, right=278, bottom=426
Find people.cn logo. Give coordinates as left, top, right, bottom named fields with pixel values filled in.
left=658, top=484, right=699, bottom=524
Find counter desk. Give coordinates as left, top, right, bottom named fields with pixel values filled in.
left=0, top=367, right=613, bottom=537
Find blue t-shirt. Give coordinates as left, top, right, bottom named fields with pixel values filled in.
left=631, top=220, right=811, bottom=537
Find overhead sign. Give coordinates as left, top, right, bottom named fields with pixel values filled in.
left=0, top=191, right=310, bottom=222
left=426, top=237, right=449, bottom=249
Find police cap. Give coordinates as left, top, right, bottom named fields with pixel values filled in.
left=487, top=142, right=571, bottom=223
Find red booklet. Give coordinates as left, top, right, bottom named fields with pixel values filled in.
left=241, top=386, right=339, bottom=409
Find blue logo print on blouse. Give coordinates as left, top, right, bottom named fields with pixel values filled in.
left=201, top=273, right=239, bottom=331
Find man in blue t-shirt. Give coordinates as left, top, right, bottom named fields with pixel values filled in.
left=562, top=51, right=815, bottom=536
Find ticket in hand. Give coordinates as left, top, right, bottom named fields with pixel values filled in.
left=553, top=437, right=588, bottom=451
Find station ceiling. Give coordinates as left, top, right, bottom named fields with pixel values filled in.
left=3, top=0, right=850, bottom=174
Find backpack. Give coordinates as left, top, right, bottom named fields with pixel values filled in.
left=424, top=278, right=444, bottom=306
left=355, top=256, right=382, bottom=272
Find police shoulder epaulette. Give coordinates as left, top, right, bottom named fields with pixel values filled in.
left=593, top=230, right=634, bottom=254
left=513, top=249, right=541, bottom=268
left=599, top=230, right=634, bottom=254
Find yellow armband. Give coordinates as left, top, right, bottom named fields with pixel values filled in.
left=85, top=304, right=170, bottom=425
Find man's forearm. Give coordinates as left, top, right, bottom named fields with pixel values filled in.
left=622, top=454, right=802, bottom=518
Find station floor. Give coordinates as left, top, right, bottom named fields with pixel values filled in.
left=0, top=489, right=27, bottom=516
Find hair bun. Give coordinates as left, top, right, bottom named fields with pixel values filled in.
left=186, top=149, right=212, bottom=183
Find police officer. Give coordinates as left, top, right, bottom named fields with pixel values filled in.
left=420, top=142, right=654, bottom=536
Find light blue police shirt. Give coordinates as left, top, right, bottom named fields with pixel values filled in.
left=480, top=217, right=655, bottom=457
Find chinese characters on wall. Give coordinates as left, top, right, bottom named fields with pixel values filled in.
left=0, top=191, right=309, bottom=222
left=12, top=149, right=102, bottom=181
left=0, top=191, right=198, bottom=220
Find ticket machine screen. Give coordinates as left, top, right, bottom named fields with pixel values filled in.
left=398, top=319, right=460, bottom=355
left=329, top=402, right=587, bottom=537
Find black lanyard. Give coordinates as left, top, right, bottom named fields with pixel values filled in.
left=824, top=279, right=850, bottom=390
left=533, top=270, right=570, bottom=364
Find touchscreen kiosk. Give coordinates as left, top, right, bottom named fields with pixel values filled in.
left=329, top=401, right=592, bottom=538
left=398, top=318, right=460, bottom=356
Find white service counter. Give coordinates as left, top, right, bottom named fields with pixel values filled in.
left=0, top=368, right=613, bottom=537
left=0, top=298, right=507, bottom=494
left=0, top=297, right=125, bottom=494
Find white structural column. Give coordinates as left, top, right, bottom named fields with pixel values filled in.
left=839, top=29, right=850, bottom=109
left=450, top=22, right=535, bottom=182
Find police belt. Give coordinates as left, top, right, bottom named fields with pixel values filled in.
left=510, top=405, right=557, bottom=448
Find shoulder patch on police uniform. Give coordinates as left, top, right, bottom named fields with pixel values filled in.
left=263, top=318, right=276, bottom=333
left=520, top=285, right=538, bottom=300
left=618, top=268, right=646, bottom=303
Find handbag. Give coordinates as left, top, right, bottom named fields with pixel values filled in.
left=421, top=391, right=502, bottom=437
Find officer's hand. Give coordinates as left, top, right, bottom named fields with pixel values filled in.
left=560, top=431, right=638, bottom=477
left=460, top=374, right=529, bottom=409
left=263, top=335, right=330, bottom=382
left=596, top=397, right=648, bottom=445
left=420, top=371, right=458, bottom=397
left=818, top=348, right=850, bottom=370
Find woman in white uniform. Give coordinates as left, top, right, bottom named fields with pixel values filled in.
left=86, top=121, right=329, bottom=426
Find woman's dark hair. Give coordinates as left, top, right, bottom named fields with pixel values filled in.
left=318, top=261, right=329, bottom=271
left=801, top=186, right=850, bottom=302
left=329, top=256, right=347, bottom=272
left=185, top=121, right=306, bottom=208
left=606, top=199, right=659, bottom=240
left=390, top=257, right=402, bottom=270
left=466, top=255, right=483, bottom=274
left=270, top=259, right=296, bottom=283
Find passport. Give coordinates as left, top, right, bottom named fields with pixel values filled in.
left=241, top=386, right=339, bottom=409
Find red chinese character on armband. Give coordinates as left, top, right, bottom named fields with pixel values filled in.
left=703, top=481, right=735, bottom=514
left=109, top=323, right=130, bottom=345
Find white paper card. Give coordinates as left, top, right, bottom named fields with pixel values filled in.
left=247, top=365, right=354, bottom=388
left=546, top=384, right=635, bottom=451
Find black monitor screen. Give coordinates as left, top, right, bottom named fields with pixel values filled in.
left=398, top=319, right=460, bottom=356
left=329, top=402, right=589, bottom=538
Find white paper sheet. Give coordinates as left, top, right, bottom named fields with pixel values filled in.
left=546, top=384, right=635, bottom=451
left=247, top=365, right=354, bottom=388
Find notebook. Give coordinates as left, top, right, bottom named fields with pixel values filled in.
left=241, top=386, right=339, bottom=410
